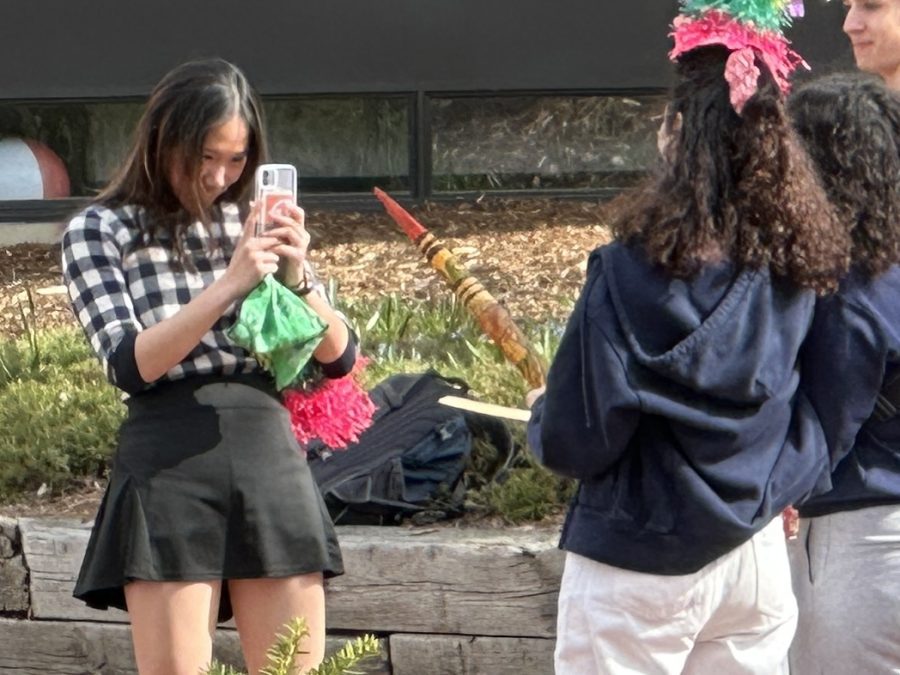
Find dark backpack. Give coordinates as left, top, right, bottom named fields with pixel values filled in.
left=307, top=370, right=501, bottom=525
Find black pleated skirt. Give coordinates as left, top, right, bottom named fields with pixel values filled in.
left=73, top=373, right=343, bottom=623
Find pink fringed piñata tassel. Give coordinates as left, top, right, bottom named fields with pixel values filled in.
left=283, top=359, right=376, bottom=450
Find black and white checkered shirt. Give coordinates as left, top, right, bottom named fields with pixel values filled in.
left=62, top=202, right=325, bottom=392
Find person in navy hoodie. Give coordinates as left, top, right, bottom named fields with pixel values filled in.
left=526, top=7, right=851, bottom=675
left=787, top=72, right=900, bottom=674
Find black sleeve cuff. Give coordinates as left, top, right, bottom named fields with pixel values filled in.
left=108, top=330, right=150, bottom=394
left=316, top=331, right=358, bottom=379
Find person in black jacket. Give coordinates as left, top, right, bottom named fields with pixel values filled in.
left=526, top=15, right=851, bottom=675
left=787, top=72, right=900, bottom=674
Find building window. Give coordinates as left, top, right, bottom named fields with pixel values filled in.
left=0, top=92, right=665, bottom=215
left=0, top=100, right=143, bottom=199
left=0, top=96, right=411, bottom=201
left=430, top=94, right=666, bottom=193
left=264, top=96, right=410, bottom=194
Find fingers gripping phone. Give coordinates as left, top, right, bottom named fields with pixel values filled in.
left=254, top=164, right=297, bottom=236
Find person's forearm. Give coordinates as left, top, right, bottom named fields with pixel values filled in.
left=134, top=277, right=241, bottom=383
left=303, top=290, right=350, bottom=363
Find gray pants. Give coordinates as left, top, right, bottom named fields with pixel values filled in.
left=789, top=504, right=900, bottom=675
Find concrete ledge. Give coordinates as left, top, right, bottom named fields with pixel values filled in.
left=0, top=222, right=62, bottom=246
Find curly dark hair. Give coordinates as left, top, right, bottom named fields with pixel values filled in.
left=789, top=72, right=900, bottom=279
left=612, top=46, right=849, bottom=293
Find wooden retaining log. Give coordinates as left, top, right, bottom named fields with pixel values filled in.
left=0, top=517, right=27, bottom=614
left=0, top=619, right=390, bottom=675
left=4, top=518, right=563, bottom=673
left=389, top=633, right=555, bottom=675
left=18, top=519, right=564, bottom=638
left=325, top=526, right=564, bottom=637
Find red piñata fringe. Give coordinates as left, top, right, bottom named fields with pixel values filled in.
left=670, top=10, right=808, bottom=94
left=283, top=359, right=376, bottom=450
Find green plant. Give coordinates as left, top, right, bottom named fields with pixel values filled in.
left=0, top=287, right=40, bottom=383
left=344, top=293, right=474, bottom=365
left=206, top=617, right=382, bottom=675
left=312, top=634, right=383, bottom=675
left=474, top=461, right=575, bottom=524
left=0, top=325, right=122, bottom=499
left=337, top=292, right=558, bottom=407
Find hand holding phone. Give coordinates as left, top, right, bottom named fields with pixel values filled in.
left=254, top=164, right=297, bottom=236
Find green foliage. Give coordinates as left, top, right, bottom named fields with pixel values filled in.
left=206, top=617, right=382, bottom=675
left=339, top=292, right=565, bottom=408
left=475, top=462, right=576, bottom=524
left=0, top=324, right=122, bottom=499
left=259, top=617, right=308, bottom=675
left=345, top=293, right=472, bottom=367
left=311, top=634, right=383, bottom=675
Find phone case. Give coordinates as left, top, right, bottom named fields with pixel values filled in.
left=255, top=164, right=297, bottom=235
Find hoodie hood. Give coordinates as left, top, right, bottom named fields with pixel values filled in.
left=599, top=243, right=813, bottom=405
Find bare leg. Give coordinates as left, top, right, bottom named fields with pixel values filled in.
left=124, top=579, right=221, bottom=675
left=229, top=573, right=326, bottom=675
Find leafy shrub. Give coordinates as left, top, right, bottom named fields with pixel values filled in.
left=473, top=462, right=577, bottom=524
left=343, top=292, right=566, bottom=407
left=0, top=326, right=122, bottom=498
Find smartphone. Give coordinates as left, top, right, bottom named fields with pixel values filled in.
left=254, top=163, right=298, bottom=236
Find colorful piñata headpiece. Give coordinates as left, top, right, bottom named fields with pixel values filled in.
left=670, top=0, right=808, bottom=112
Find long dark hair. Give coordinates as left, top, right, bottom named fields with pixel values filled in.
left=789, top=72, right=900, bottom=279
left=97, top=58, right=267, bottom=255
left=612, top=46, right=849, bottom=293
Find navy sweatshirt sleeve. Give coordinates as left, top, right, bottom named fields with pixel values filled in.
left=528, top=252, right=640, bottom=480
left=801, top=290, right=887, bottom=470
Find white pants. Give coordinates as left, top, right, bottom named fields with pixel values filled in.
left=555, top=519, right=796, bottom=675
left=789, top=505, right=900, bottom=675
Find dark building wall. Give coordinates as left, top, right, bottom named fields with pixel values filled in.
left=0, top=1, right=857, bottom=215
left=0, top=0, right=850, bottom=100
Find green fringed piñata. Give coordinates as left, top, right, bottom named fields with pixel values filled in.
left=680, top=0, right=796, bottom=31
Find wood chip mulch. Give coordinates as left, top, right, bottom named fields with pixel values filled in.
left=0, top=197, right=614, bottom=339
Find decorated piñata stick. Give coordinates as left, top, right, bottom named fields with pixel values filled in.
left=373, top=187, right=547, bottom=389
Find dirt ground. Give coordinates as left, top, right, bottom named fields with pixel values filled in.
left=0, top=196, right=612, bottom=520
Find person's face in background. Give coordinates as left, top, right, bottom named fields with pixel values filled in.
left=844, top=0, right=900, bottom=89
left=168, top=114, right=250, bottom=214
